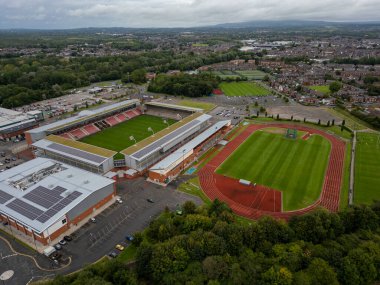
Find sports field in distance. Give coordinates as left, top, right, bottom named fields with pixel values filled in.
left=176, top=99, right=215, bottom=112
left=354, top=132, right=380, bottom=204
left=216, top=129, right=331, bottom=210
left=80, top=115, right=176, bottom=152
left=309, top=85, right=330, bottom=95
left=219, top=82, right=270, bottom=96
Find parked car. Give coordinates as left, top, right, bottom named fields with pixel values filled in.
left=126, top=235, right=134, bottom=242
left=11, top=157, right=17, bottom=161
left=50, top=252, right=62, bottom=260
left=115, top=244, right=124, bottom=251
left=116, top=198, right=123, bottom=204
left=147, top=198, right=154, bottom=203
left=64, top=235, right=72, bottom=242
left=54, top=244, right=62, bottom=250
left=90, top=217, right=96, bottom=223
left=59, top=239, right=67, bottom=245
left=108, top=251, right=118, bottom=258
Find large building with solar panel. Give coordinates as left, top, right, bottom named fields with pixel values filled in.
left=0, top=157, right=115, bottom=245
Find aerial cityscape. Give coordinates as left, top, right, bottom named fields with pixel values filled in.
left=0, top=1, right=380, bottom=284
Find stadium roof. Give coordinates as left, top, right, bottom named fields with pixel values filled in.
left=33, top=135, right=116, bottom=165
left=0, top=158, right=114, bottom=234
left=145, top=101, right=204, bottom=112
left=28, top=99, right=139, bottom=134
left=122, top=113, right=211, bottom=159
left=150, top=120, right=230, bottom=175
left=0, top=107, right=35, bottom=130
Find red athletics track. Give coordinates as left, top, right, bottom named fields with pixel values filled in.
left=198, top=123, right=346, bottom=220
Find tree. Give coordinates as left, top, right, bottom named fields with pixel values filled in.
left=130, top=68, right=147, bottom=84
left=183, top=201, right=196, bottom=215
left=306, top=258, right=339, bottom=285
left=329, top=81, right=342, bottom=93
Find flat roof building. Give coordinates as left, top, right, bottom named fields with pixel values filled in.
left=122, top=113, right=212, bottom=171
left=0, top=107, right=39, bottom=140
left=0, top=158, right=115, bottom=245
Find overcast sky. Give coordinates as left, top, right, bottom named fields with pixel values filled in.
left=0, top=0, right=379, bottom=29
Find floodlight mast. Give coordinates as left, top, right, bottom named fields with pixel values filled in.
left=129, top=135, right=137, bottom=145
left=148, top=127, right=155, bottom=136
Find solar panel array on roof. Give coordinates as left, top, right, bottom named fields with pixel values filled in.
left=132, top=119, right=201, bottom=159
left=7, top=199, right=44, bottom=220
left=48, top=143, right=106, bottom=164
left=23, top=186, right=66, bottom=208
left=0, top=190, right=12, bottom=204
left=36, top=191, right=82, bottom=223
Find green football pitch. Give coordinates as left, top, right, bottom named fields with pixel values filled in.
left=219, top=82, right=269, bottom=96
left=216, top=130, right=331, bottom=210
left=354, top=132, right=380, bottom=205
left=80, top=115, right=176, bottom=152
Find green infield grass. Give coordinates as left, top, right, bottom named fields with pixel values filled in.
left=216, top=130, right=331, bottom=210
left=80, top=115, right=175, bottom=152
left=220, top=82, right=269, bottom=96
left=309, top=85, right=330, bottom=95
left=354, top=132, right=380, bottom=204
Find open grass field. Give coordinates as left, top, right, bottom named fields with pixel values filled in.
left=235, top=70, right=268, bottom=80
left=309, top=85, right=330, bottom=95
left=354, top=132, right=380, bottom=205
left=176, top=99, right=215, bottom=112
left=219, top=82, right=270, bottom=97
left=216, top=130, right=331, bottom=210
left=80, top=115, right=175, bottom=152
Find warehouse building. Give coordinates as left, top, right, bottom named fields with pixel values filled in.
left=0, top=158, right=115, bottom=245
left=148, top=120, right=231, bottom=185
left=122, top=113, right=212, bottom=172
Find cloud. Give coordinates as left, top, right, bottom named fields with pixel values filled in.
left=0, top=0, right=379, bottom=29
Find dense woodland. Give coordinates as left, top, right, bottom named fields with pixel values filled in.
left=49, top=200, right=380, bottom=285
left=0, top=50, right=241, bottom=108
left=148, top=73, right=219, bottom=97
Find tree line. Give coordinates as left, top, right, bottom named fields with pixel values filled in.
left=147, top=73, right=219, bottom=97
left=49, top=199, right=380, bottom=285
left=0, top=50, right=241, bottom=108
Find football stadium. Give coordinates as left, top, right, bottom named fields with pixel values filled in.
left=27, top=100, right=231, bottom=184
left=198, top=123, right=346, bottom=220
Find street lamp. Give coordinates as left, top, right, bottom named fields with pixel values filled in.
left=147, top=127, right=155, bottom=136
left=129, top=135, right=137, bottom=145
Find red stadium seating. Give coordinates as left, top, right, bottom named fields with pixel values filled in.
left=83, top=124, right=100, bottom=135
left=70, top=128, right=87, bottom=139
left=105, top=116, right=119, bottom=126
left=116, top=113, right=127, bottom=122
left=60, top=133, right=75, bottom=140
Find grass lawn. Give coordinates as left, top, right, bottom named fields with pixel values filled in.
left=354, top=132, right=380, bottom=204
left=235, top=70, right=268, bottom=80
left=340, top=142, right=352, bottom=209
left=216, top=130, right=331, bottom=210
left=178, top=177, right=212, bottom=205
left=80, top=115, right=175, bottom=151
left=220, top=82, right=269, bottom=97
left=326, top=107, right=371, bottom=130
left=309, top=85, right=330, bottom=95
left=176, top=99, right=216, bottom=112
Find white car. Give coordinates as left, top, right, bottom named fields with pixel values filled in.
left=116, top=198, right=123, bottom=204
